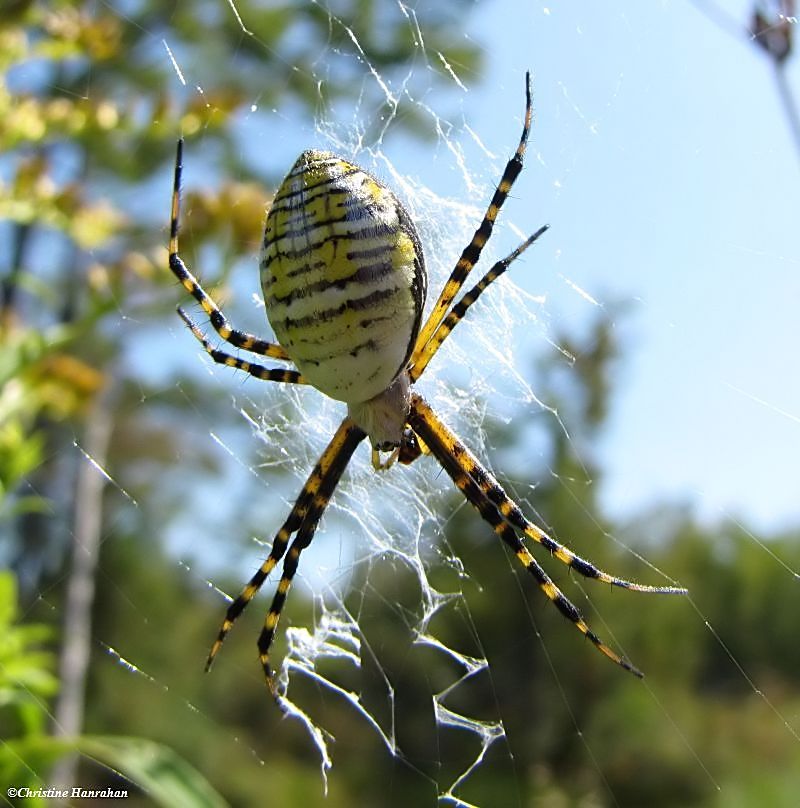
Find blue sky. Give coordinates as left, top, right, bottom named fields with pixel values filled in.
left=442, top=2, right=800, bottom=534
left=158, top=1, right=799, bottom=549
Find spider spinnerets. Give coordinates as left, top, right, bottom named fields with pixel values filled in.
left=167, top=72, right=687, bottom=698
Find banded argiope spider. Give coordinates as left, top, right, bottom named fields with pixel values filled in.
left=168, top=73, right=687, bottom=696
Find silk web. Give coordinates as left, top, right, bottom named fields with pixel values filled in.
left=138, top=1, right=800, bottom=801
left=19, top=1, right=800, bottom=804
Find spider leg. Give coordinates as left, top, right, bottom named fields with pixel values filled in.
left=177, top=307, right=307, bottom=385
left=205, top=418, right=366, bottom=689
left=410, top=72, right=533, bottom=370
left=409, top=395, right=686, bottom=594
left=255, top=515, right=331, bottom=693
left=255, top=420, right=366, bottom=693
left=170, top=138, right=292, bottom=362
left=408, top=393, right=686, bottom=676
left=409, top=224, right=549, bottom=382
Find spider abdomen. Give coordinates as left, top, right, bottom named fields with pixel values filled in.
left=261, top=150, right=426, bottom=404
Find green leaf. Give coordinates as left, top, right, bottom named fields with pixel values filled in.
left=0, top=736, right=228, bottom=807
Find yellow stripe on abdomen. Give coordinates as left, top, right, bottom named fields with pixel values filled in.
left=261, top=151, right=425, bottom=404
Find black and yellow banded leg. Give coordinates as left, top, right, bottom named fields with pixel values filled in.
left=408, top=394, right=641, bottom=676
left=205, top=418, right=366, bottom=678
left=407, top=394, right=683, bottom=677
left=459, top=437, right=687, bottom=594
left=410, top=72, right=533, bottom=370
left=256, top=514, right=324, bottom=693
left=410, top=224, right=549, bottom=382
left=177, top=307, right=307, bottom=385
left=410, top=394, right=686, bottom=595
left=255, top=420, right=365, bottom=693
left=170, top=138, right=292, bottom=361
left=205, top=484, right=315, bottom=673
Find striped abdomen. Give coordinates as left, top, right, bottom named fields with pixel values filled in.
left=261, top=150, right=426, bottom=404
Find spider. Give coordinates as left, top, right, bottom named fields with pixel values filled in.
left=168, top=73, right=687, bottom=696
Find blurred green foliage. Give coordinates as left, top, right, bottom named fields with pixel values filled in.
left=1, top=2, right=799, bottom=806
left=0, top=572, right=226, bottom=805
left=0, top=571, right=58, bottom=735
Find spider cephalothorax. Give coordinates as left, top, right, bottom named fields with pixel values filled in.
left=167, top=73, right=687, bottom=697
